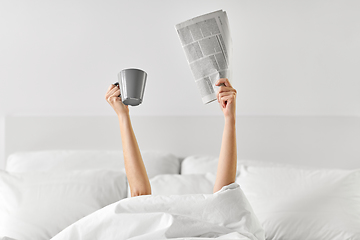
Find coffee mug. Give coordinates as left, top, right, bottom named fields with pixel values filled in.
left=115, top=68, right=147, bottom=106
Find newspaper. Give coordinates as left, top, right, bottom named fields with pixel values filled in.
left=175, top=10, right=232, bottom=104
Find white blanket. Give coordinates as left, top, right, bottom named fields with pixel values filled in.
left=51, top=183, right=265, bottom=240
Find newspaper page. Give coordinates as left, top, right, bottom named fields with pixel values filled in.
left=175, top=10, right=232, bottom=104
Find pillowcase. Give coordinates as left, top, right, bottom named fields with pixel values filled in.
left=6, top=150, right=124, bottom=172
left=236, top=165, right=360, bottom=240
left=181, top=155, right=296, bottom=175
left=0, top=169, right=127, bottom=240
left=6, top=150, right=180, bottom=178
left=181, top=155, right=219, bottom=175
left=150, top=173, right=216, bottom=195
left=127, top=173, right=216, bottom=197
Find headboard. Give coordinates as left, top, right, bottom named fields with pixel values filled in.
left=2, top=115, right=360, bottom=170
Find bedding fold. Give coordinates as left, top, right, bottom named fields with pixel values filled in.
left=51, top=183, right=265, bottom=240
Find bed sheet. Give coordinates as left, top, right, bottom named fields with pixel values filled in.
left=51, top=183, right=265, bottom=240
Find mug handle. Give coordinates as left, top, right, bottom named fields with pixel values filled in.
left=113, top=82, right=121, bottom=97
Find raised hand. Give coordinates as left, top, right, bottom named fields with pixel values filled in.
left=213, top=78, right=237, bottom=193
left=215, top=78, right=237, bottom=119
left=105, top=84, right=129, bottom=117
left=105, top=83, right=151, bottom=196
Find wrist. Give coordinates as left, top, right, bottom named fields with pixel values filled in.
left=224, top=115, right=236, bottom=125
left=117, top=112, right=130, bottom=121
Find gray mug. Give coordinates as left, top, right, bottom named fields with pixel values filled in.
left=116, top=68, right=147, bottom=106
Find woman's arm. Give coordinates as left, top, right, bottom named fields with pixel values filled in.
left=105, top=84, right=151, bottom=197
left=213, top=78, right=237, bottom=193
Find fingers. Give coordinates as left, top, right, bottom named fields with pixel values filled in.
left=105, top=83, right=129, bottom=116
left=217, top=91, right=236, bottom=108
left=110, top=89, right=121, bottom=98
left=220, top=95, right=235, bottom=109
left=107, top=84, right=116, bottom=92
left=108, top=90, right=121, bottom=102
left=215, top=78, right=232, bottom=88
left=217, top=85, right=235, bottom=94
left=218, top=91, right=235, bottom=99
left=105, top=85, right=119, bottom=100
left=216, top=81, right=236, bottom=104
left=105, top=85, right=116, bottom=98
left=105, top=86, right=121, bottom=103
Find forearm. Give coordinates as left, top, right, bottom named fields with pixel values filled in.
left=213, top=116, right=237, bottom=192
left=118, top=114, right=151, bottom=197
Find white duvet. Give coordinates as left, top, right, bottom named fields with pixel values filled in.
left=51, top=183, right=265, bottom=240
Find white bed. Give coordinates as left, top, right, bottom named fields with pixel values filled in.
left=1, top=116, right=359, bottom=239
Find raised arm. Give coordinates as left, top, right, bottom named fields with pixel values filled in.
left=105, top=84, right=151, bottom=197
left=213, top=78, right=237, bottom=193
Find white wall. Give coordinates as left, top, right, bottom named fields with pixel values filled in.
left=0, top=117, right=5, bottom=169
left=0, top=0, right=359, bottom=117
left=0, top=1, right=359, bottom=168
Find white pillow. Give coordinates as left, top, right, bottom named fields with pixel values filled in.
left=6, top=150, right=180, bottom=178
left=181, top=155, right=219, bottom=175
left=127, top=173, right=216, bottom=197
left=150, top=173, right=216, bottom=195
left=0, top=169, right=127, bottom=240
left=6, top=150, right=123, bottom=172
left=236, top=165, right=360, bottom=239
left=181, top=155, right=296, bottom=175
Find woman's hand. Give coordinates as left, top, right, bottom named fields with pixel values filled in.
left=215, top=78, right=237, bottom=119
left=105, top=84, right=129, bottom=117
